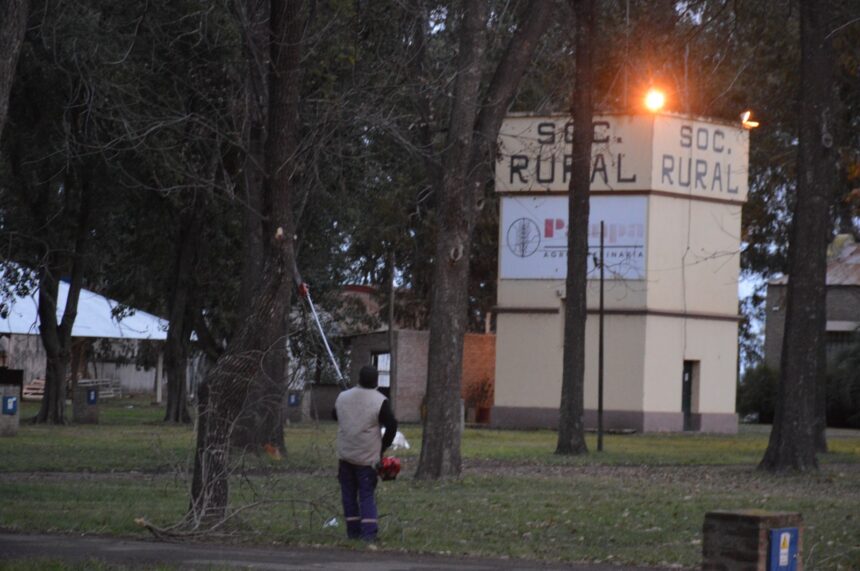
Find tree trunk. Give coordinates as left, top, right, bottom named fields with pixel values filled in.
left=229, top=0, right=301, bottom=454
left=556, top=0, right=593, bottom=455
left=815, top=370, right=828, bottom=453
left=189, top=0, right=301, bottom=525
left=0, top=0, right=29, bottom=139
left=415, top=0, right=488, bottom=481
left=760, top=0, right=836, bottom=473
left=35, top=269, right=68, bottom=424
left=34, top=178, right=91, bottom=425
left=189, top=235, right=297, bottom=524
left=415, top=0, right=553, bottom=479
left=237, top=0, right=269, bottom=323
left=163, top=203, right=205, bottom=424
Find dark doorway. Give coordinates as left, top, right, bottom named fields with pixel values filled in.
left=682, top=361, right=694, bottom=431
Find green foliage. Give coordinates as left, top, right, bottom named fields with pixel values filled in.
left=738, top=350, right=860, bottom=429
left=737, top=364, right=778, bottom=424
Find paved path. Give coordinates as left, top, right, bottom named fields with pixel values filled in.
left=0, top=533, right=680, bottom=570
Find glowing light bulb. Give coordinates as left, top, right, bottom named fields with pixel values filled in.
left=741, top=110, right=760, bottom=129
left=644, top=89, right=666, bottom=112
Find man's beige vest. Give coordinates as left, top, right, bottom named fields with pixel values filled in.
left=335, top=387, right=387, bottom=466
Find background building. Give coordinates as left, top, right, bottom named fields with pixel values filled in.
left=765, top=234, right=860, bottom=370
left=347, top=330, right=495, bottom=423
left=0, top=280, right=167, bottom=395
left=492, top=112, right=749, bottom=433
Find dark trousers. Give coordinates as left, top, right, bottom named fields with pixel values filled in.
left=337, top=460, right=378, bottom=540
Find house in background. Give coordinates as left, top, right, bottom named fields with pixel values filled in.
left=345, top=330, right=496, bottom=423
left=765, top=234, right=860, bottom=370
left=0, top=280, right=168, bottom=396
left=298, top=284, right=497, bottom=424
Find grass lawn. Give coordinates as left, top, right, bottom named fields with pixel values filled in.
left=1, top=397, right=858, bottom=569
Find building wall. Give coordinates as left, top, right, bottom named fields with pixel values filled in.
left=347, top=330, right=429, bottom=423
left=494, top=312, right=562, bottom=410
left=4, top=334, right=45, bottom=384
left=498, top=279, right=648, bottom=311
left=763, top=285, right=787, bottom=371
left=641, top=315, right=738, bottom=432
left=348, top=332, right=390, bottom=385
left=493, top=113, right=745, bottom=433
left=583, top=314, right=648, bottom=412
left=494, top=310, right=737, bottom=432
left=645, top=195, right=742, bottom=316
left=493, top=311, right=648, bottom=417
left=91, top=362, right=155, bottom=394
left=347, top=330, right=494, bottom=424
left=764, top=283, right=860, bottom=371
left=3, top=334, right=158, bottom=394
left=392, top=329, right=429, bottom=422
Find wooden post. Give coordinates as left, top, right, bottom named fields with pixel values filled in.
left=154, top=351, right=163, bottom=405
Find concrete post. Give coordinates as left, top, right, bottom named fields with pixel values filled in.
left=703, top=510, right=803, bottom=570
left=154, top=351, right=163, bottom=404
left=73, top=386, right=99, bottom=424
left=0, top=382, right=20, bottom=436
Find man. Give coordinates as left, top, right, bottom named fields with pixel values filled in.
left=333, top=365, right=398, bottom=542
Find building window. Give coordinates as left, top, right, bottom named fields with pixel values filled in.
left=371, top=352, right=391, bottom=389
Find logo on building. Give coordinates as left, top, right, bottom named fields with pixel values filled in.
left=506, top=218, right=541, bottom=257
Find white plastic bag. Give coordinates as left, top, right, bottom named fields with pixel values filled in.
left=381, top=428, right=410, bottom=450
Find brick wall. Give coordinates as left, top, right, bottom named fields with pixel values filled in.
left=461, top=333, right=496, bottom=409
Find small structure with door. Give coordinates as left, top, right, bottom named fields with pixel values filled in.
left=492, top=112, right=749, bottom=433
left=0, top=278, right=169, bottom=397
left=346, top=330, right=496, bottom=423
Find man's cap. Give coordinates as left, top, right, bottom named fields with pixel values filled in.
left=359, top=365, right=378, bottom=388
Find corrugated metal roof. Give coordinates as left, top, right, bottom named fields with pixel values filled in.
left=826, top=238, right=860, bottom=286
left=768, top=235, right=860, bottom=286
left=0, top=281, right=168, bottom=340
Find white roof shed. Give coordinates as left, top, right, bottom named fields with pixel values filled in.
left=0, top=281, right=167, bottom=340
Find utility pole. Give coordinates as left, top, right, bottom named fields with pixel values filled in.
left=597, top=220, right=605, bottom=452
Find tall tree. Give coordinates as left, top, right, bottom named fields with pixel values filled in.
left=556, top=0, right=592, bottom=455
left=189, top=0, right=302, bottom=525
left=84, top=1, right=245, bottom=425
left=416, top=0, right=488, bottom=480
left=417, top=0, right=554, bottom=479
left=760, top=0, right=838, bottom=473
left=0, top=0, right=29, bottom=139
left=2, top=0, right=120, bottom=424
left=34, top=179, right=93, bottom=424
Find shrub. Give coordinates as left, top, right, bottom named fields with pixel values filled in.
left=736, top=364, right=777, bottom=424
left=828, top=338, right=860, bottom=428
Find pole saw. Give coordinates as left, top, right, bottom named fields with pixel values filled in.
left=295, top=278, right=403, bottom=481
left=297, top=281, right=348, bottom=391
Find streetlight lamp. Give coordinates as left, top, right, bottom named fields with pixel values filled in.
left=740, top=110, right=760, bottom=129
left=644, top=88, right=666, bottom=112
